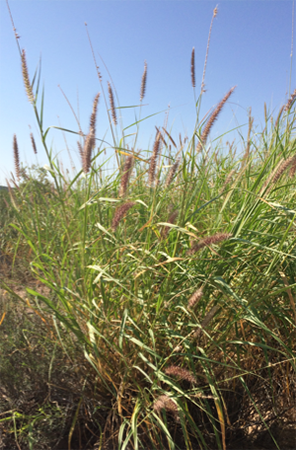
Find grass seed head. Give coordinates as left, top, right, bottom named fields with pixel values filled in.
left=30, top=133, right=37, bottom=154
left=165, top=365, right=197, bottom=384
left=119, top=155, right=133, bottom=197
left=285, top=88, right=296, bottom=111
left=188, top=287, right=203, bottom=310
left=82, top=127, right=94, bottom=174
left=90, top=92, right=100, bottom=136
left=140, top=60, right=147, bottom=101
left=188, top=232, right=232, bottom=255
left=153, top=395, right=179, bottom=421
left=165, top=159, right=180, bottom=188
left=112, top=202, right=136, bottom=231
left=108, top=82, right=117, bottom=125
left=196, top=86, right=236, bottom=153
left=77, top=141, right=84, bottom=162
left=191, top=47, right=196, bottom=88
left=148, top=132, right=161, bottom=186
left=21, top=49, right=34, bottom=104
left=13, top=134, right=20, bottom=181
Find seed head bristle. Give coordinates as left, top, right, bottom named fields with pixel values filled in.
left=119, top=155, right=133, bottom=197
left=289, top=157, right=296, bottom=178
left=188, top=232, right=232, bottom=255
left=77, top=141, right=84, bottom=162
left=89, top=92, right=100, bottom=137
left=140, top=60, right=147, bottom=101
left=148, top=132, right=161, bottom=186
left=220, top=169, right=236, bottom=194
left=155, top=126, right=167, bottom=146
left=165, top=159, right=180, bottom=188
left=108, top=82, right=117, bottom=125
left=165, top=365, right=197, bottom=384
left=275, top=105, right=285, bottom=129
left=13, top=134, right=20, bottom=181
left=82, top=127, right=94, bottom=174
left=191, top=47, right=195, bottom=88
left=196, top=87, right=236, bottom=153
left=112, top=202, right=136, bottom=231
left=200, top=6, right=218, bottom=95
left=161, top=210, right=179, bottom=239
left=21, top=49, right=34, bottom=104
left=162, top=127, right=177, bottom=148
left=188, top=287, right=203, bottom=310
left=30, top=133, right=37, bottom=154
left=194, top=305, right=219, bottom=339
left=285, top=88, right=296, bottom=111
left=261, top=155, right=296, bottom=195
left=153, top=395, right=179, bottom=421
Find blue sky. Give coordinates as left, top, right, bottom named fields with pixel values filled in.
left=0, top=0, right=295, bottom=185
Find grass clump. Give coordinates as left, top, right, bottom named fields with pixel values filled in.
left=1, top=3, right=296, bottom=449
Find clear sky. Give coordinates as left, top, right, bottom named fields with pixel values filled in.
left=0, top=0, right=295, bottom=185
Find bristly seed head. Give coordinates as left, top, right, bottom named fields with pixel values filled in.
left=165, top=159, right=180, bottom=188
left=77, top=141, right=84, bottom=162
left=188, top=232, right=232, bottom=255
left=196, top=87, right=236, bottom=153
left=188, top=287, right=203, bottom=310
left=108, top=82, right=117, bottom=125
left=82, top=127, right=94, bottom=174
left=162, top=127, right=177, bottom=148
left=90, top=93, right=100, bottom=136
left=148, top=132, right=161, bottom=186
left=30, top=133, right=37, bottom=154
left=21, top=49, right=34, bottom=104
left=13, top=134, right=20, bottom=181
left=112, top=202, right=136, bottom=231
left=161, top=210, right=179, bottom=239
left=165, top=365, right=197, bottom=384
left=191, top=47, right=195, bottom=88
left=119, top=155, right=133, bottom=197
left=285, top=88, right=296, bottom=111
left=153, top=395, right=180, bottom=422
left=140, top=60, right=147, bottom=101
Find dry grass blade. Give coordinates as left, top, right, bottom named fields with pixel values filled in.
left=140, top=60, right=147, bottom=101
left=196, top=87, right=236, bottom=153
left=13, top=134, right=20, bottom=181
left=108, top=82, right=117, bottom=126
left=21, top=49, right=34, bottom=104
left=112, top=202, right=136, bottom=231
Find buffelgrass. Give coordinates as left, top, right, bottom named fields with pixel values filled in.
left=1, top=4, right=296, bottom=450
